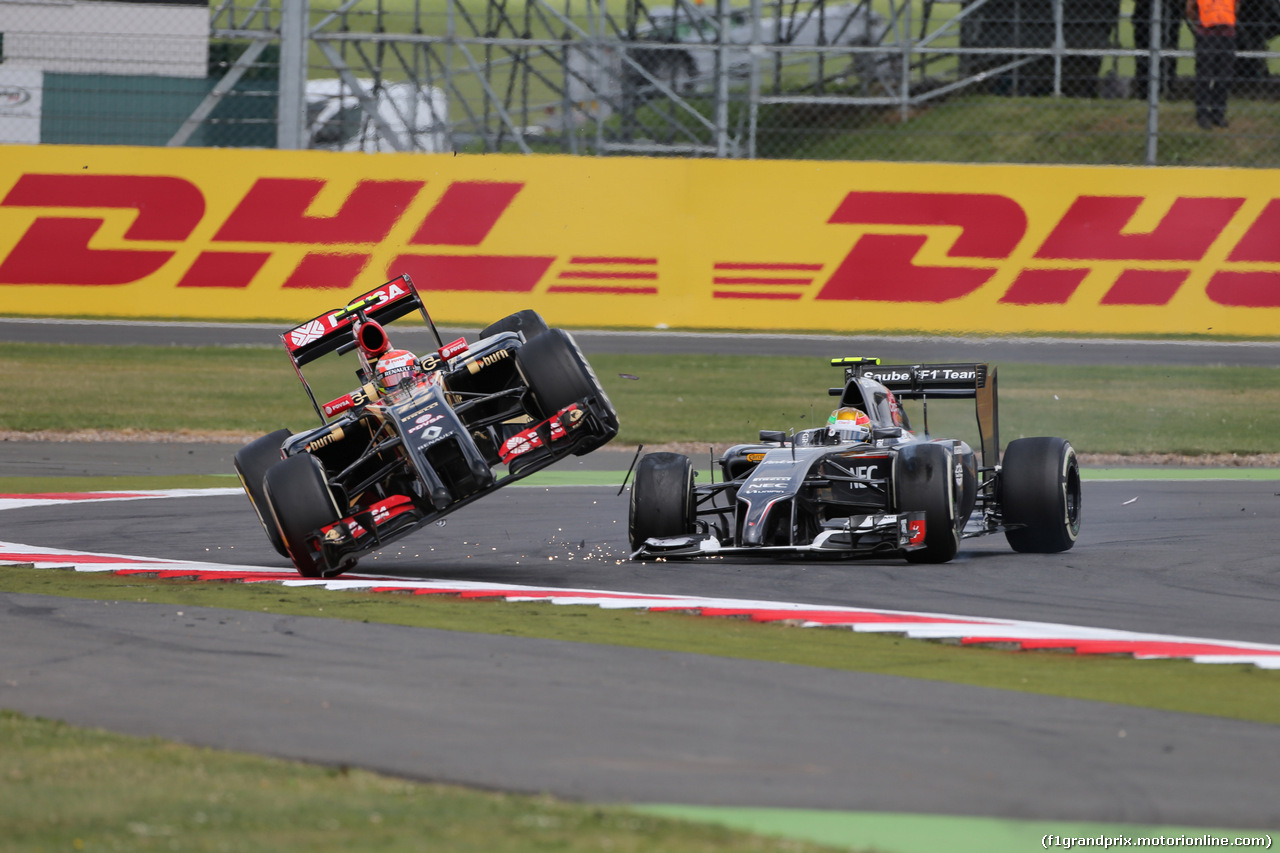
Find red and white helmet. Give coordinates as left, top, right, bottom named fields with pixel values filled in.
left=374, top=349, right=419, bottom=392
left=826, top=407, right=873, bottom=444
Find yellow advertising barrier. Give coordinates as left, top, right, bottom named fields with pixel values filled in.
left=1, top=143, right=1278, bottom=337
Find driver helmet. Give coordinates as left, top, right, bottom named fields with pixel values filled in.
left=374, top=349, right=419, bottom=392
left=826, top=407, right=873, bottom=444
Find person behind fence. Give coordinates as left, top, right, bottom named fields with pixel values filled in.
left=1133, top=0, right=1183, bottom=97
left=1187, top=0, right=1238, bottom=128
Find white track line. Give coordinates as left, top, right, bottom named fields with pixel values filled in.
left=3, top=489, right=1279, bottom=670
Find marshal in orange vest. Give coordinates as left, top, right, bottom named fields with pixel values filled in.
left=1189, top=0, right=1237, bottom=27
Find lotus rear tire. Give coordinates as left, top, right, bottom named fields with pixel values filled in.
left=1001, top=437, right=1082, bottom=553
left=233, top=428, right=292, bottom=558
left=629, top=452, right=695, bottom=552
left=263, top=454, right=344, bottom=578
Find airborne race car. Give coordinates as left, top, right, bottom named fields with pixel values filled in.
left=629, top=358, right=1081, bottom=563
left=235, top=274, right=618, bottom=578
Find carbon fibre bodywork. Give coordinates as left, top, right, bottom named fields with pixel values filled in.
left=235, top=275, right=618, bottom=577
left=630, top=358, right=1080, bottom=562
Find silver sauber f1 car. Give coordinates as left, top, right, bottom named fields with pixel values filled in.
left=629, top=357, right=1080, bottom=563
left=235, top=274, right=618, bottom=578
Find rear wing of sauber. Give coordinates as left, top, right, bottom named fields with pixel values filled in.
left=282, top=274, right=444, bottom=422
left=830, top=357, right=1001, bottom=468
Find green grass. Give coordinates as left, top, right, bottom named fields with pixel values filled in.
left=3, top=339, right=1278, bottom=850
left=633, top=92, right=1280, bottom=166
left=5, top=343, right=1280, bottom=456
left=0, top=710, right=843, bottom=853
left=0, top=343, right=333, bottom=435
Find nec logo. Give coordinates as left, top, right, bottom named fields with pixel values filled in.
left=849, top=464, right=881, bottom=488
left=0, top=174, right=553, bottom=292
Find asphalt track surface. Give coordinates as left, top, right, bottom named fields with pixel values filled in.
left=4, top=452, right=1280, bottom=829
left=3, top=321, right=1280, bottom=831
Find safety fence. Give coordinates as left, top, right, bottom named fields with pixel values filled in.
left=0, top=0, right=1277, bottom=166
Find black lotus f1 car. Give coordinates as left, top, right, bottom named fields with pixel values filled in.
left=235, top=274, right=618, bottom=578
left=629, top=357, right=1080, bottom=563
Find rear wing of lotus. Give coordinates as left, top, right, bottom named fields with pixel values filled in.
left=830, top=357, right=1001, bottom=468
left=282, top=274, right=444, bottom=421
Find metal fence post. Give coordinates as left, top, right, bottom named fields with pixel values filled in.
left=748, top=0, right=762, bottom=159
left=278, top=0, right=308, bottom=150
left=1145, top=0, right=1162, bottom=166
left=715, top=0, right=730, bottom=157
left=1052, top=0, right=1064, bottom=96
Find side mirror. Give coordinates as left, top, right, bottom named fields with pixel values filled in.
left=874, top=426, right=903, bottom=439
left=758, top=430, right=787, bottom=444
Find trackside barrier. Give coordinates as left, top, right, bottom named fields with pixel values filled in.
left=1, top=144, right=1278, bottom=337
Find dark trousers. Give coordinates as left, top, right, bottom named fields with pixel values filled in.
left=1132, top=0, right=1182, bottom=95
left=1194, top=28, right=1236, bottom=126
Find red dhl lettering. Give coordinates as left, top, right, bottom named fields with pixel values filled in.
left=0, top=174, right=204, bottom=285
left=410, top=181, right=525, bottom=246
left=1001, top=195, right=1246, bottom=306
left=0, top=174, right=550, bottom=293
left=808, top=190, right=1280, bottom=308
left=817, top=191, right=1027, bottom=303
left=2, top=176, right=1279, bottom=308
left=213, top=178, right=423, bottom=245
left=1208, top=199, right=1280, bottom=306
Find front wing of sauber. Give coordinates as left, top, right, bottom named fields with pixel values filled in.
left=633, top=510, right=929, bottom=559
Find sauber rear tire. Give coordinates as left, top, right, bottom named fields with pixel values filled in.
left=515, top=328, right=619, bottom=455
left=233, top=428, right=292, bottom=558
left=629, top=452, right=695, bottom=552
left=480, top=309, right=549, bottom=342
left=263, top=454, right=344, bottom=578
left=1001, top=437, right=1082, bottom=553
left=895, top=442, right=960, bottom=564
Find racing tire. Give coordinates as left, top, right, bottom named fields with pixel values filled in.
left=263, top=454, right=344, bottom=578
left=628, top=452, right=695, bottom=552
left=1001, top=437, right=1082, bottom=553
left=515, top=328, right=619, bottom=455
left=480, top=309, right=549, bottom=342
left=895, top=442, right=960, bottom=564
left=233, top=428, right=292, bottom=558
